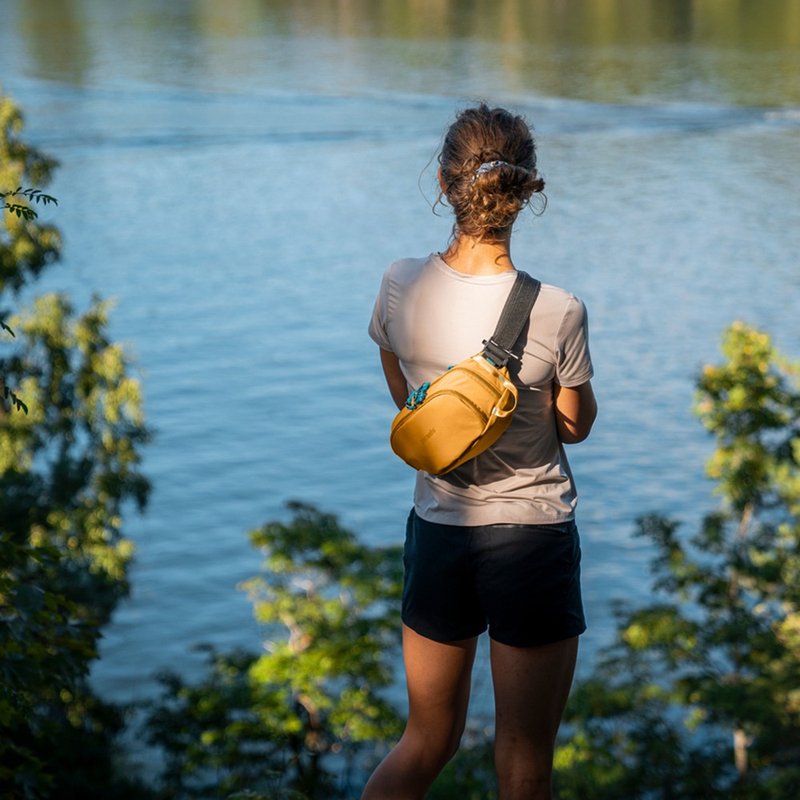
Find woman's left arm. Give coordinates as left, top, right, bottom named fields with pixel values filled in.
left=380, top=348, right=409, bottom=410
left=554, top=380, right=597, bottom=444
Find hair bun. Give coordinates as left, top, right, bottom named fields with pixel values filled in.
left=439, top=105, right=546, bottom=241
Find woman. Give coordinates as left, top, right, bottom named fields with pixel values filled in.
left=363, top=104, right=597, bottom=800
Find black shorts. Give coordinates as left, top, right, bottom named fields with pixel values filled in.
left=401, top=509, right=586, bottom=648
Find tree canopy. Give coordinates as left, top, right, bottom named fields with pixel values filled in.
left=554, top=322, right=800, bottom=799
left=146, top=502, right=403, bottom=799
left=1, top=91, right=152, bottom=800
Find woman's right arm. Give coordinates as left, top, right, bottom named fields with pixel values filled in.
left=379, top=348, right=408, bottom=411
left=553, top=380, right=597, bottom=444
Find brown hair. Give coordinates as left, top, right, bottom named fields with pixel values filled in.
left=437, top=104, right=545, bottom=242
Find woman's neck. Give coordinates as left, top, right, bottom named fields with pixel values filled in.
left=440, top=235, right=515, bottom=275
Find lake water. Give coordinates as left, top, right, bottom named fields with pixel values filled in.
left=2, top=0, right=799, bottom=751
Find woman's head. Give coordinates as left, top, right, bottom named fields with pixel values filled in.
left=438, top=104, right=545, bottom=242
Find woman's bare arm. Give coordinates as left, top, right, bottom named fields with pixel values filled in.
left=380, top=348, right=408, bottom=410
left=554, top=381, right=597, bottom=444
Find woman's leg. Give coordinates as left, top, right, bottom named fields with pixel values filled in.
left=361, top=624, right=478, bottom=800
left=490, top=636, right=579, bottom=800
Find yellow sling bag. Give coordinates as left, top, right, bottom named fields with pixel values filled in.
left=390, top=272, right=541, bottom=475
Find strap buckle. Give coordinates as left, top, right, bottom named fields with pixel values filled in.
left=481, top=338, right=518, bottom=368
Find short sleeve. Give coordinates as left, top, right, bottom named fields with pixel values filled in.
left=367, top=267, right=393, bottom=351
left=555, top=296, right=594, bottom=388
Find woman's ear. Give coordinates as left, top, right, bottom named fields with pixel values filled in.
left=437, top=167, right=447, bottom=193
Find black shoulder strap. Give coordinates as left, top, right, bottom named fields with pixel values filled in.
left=481, top=271, right=541, bottom=368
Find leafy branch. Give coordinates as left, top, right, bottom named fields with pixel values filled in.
left=1, top=186, right=58, bottom=220
left=1, top=312, right=27, bottom=412
left=2, top=187, right=59, bottom=413
left=3, top=384, right=29, bottom=413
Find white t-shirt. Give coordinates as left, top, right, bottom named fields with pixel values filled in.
left=369, top=253, right=594, bottom=526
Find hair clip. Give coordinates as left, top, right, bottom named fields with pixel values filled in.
left=472, top=160, right=510, bottom=183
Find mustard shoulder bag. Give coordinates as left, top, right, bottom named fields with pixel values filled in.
left=390, top=271, right=541, bottom=475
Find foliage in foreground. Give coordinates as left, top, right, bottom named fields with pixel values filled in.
left=1, top=91, right=152, bottom=799
left=428, top=323, right=800, bottom=800
left=551, top=322, right=800, bottom=799
left=1, top=92, right=60, bottom=414
left=146, top=502, right=404, bottom=799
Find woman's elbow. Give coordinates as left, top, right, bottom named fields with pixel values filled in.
left=560, top=423, right=593, bottom=444
left=557, top=397, right=597, bottom=444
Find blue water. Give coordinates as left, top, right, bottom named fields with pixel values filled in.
left=2, top=1, right=799, bottom=751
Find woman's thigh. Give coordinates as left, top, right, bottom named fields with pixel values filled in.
left=359, top=627, right=479, bottom=800
left=490, top=635, right=579, bottom=752
left=402, top=624, right=478, bottom=744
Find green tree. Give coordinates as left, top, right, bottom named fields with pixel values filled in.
left=1, top=92, right=152, bottom=799
left=1, top=91, right=59, bottom=413
left=1, top=186, right=57, bottom=413
left=146, top=502, right=404, bottom=799
left=555, top=322, right=800, bottom=799
left=0, top=94, right=60, bottom=295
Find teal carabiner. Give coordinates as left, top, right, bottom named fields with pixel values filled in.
left=404, top=381, right=430, bottom=410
